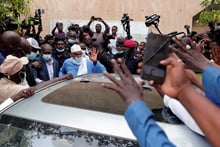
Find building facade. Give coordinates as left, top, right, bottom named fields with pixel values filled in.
left=30, top=0, right=203, bottom=41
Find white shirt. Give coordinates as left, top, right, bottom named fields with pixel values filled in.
left=108, top=38, right=117, bottom=54
left=46, top=60, right=54, bottom=80
left=163, top=95, right=204, bottom=136
left=0, top=98, right=14, bottom=111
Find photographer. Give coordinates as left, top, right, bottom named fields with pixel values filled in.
left=87, top=16, right=110, bottom=49
left=51, top=22, right=66, bottom=39
left=20, top=9, right=43, bottom=42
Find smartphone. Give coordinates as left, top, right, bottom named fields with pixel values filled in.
left=141, top=33, right=171, bottom=84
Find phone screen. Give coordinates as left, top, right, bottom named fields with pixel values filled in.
left=141, top=33, right=170, bottom=83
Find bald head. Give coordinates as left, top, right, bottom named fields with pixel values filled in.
left=41, top=43, right=53, bottom=54
left=20, top=37, right=31, bottom=56
left=0, top=31, right=21, bottom=55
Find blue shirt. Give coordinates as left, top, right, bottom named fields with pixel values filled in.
left=125, top=100, right=175, bottom=147
left=205, top=91, right=220, bottom=106
left=59, top=58, right=106, bottom=76
left=202, top=66, right=220, bottom=105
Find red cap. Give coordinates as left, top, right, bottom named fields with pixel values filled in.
left=124, top=40, right=137, bottom=48
left=83, top=32, right=89, bottom=36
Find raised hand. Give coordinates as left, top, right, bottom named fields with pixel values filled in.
left=88, top=47, right=99, bottom=63
left=210, top=43, right=220, bottom=65
left=171, top=37, right=210, bottom=72
left=150, top=52, right=191, bottom=99
left=103, top=59, right=145, bottom=105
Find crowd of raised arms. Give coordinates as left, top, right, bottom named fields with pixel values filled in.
left=0, top=15, right=220, bottom=147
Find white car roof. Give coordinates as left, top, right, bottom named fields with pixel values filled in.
left=3, top=73, right=210, bottom=147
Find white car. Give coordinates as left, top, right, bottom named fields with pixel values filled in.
left=0, top=73, right=210, bottom=146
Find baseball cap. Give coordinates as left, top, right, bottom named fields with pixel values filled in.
left=124, top=40, right=137, bottom=48
left=27, top=37, right=41, bottom=49
left=0, top=55, right=28, bottom=76
left=71, top=44, right=82, bottom=53
left=116, top=38, right=124, bottom=46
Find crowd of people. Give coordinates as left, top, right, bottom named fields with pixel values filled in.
left=0, top=15, right=220, bottom=146
left=0, top=16, right=144, bottom=112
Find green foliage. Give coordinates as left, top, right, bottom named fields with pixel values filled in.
left=0, top=0, right=31, bottom=32
left=198, top=0, right=220, bottom=24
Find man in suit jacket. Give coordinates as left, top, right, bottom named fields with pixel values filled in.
left=32, top=43, right=59, bottom=84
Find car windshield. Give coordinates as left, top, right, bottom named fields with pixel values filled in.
left=0, top=115, right=138, bottom=147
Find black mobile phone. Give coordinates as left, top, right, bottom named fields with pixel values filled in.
left=141, top=33, right=171, bottom=84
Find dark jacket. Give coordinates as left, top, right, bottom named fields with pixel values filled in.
left=97, top=49, right=113, bottom=73
left=52, top=50, right=70, bottom=69
left=32, top=57, right=59, bottom=82
left=125, top=50, right=142, bottom=75
left=25, top=64, right=36, bottom=86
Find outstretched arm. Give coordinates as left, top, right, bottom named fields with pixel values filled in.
left=0, top=87, right=35, bottom=111
left=51, top=23, right=58, bottom=36
left=156, top=52, right=220, bottom=147
left=103, top=59, right=175, bottom=147
left=34, top=73, right=73, bottom=91
left=98, top=17, right=110, bottom=34
left=87, top=16, right=95, bottom=29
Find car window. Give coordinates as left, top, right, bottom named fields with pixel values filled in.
left=0, top=115, right=139, bottom=147
left=43, top=81, right=164, bottom=115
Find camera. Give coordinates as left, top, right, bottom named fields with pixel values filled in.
left=92, top=16, right=99, bottom=21
left=121, top=14, right=129, bottom=23
left=145, top=14, right=162, bottom=34
left=121, top=13, right=133, bottom=25
left=20, top=9, right=44, bottom=29
left=94, top=17, right=98, bottom=21
left=34, top=9, right=44, bottom=25
left=121, top=13, right=133, bottom=39
left=145, top=14, right=160, bottom=27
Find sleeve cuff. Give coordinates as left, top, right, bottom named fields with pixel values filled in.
left=125, top=100, right=153, bottom=125
left=35, top=78, right=43, bottom=84
left=0, top=98, right=14, bottom=111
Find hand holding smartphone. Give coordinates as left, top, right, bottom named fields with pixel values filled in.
left=141, top=33, right=171, bottom=84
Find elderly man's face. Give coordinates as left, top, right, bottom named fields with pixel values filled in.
left=71, top=51, right=82, bottom=58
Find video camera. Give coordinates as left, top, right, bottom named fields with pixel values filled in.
left=121, top=13, right=133, bottom=39
left=121, top=14, right=132, bottom=24
left=20, top=9, right=44, bottom=29
left=145, top=14, right=162, bottom=34
left=145, top=14, right=160, bottom=27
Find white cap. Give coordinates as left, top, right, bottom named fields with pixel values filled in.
left=71, top=44, right=82, bottom=53
left=27, top=37, right=41, bottom=49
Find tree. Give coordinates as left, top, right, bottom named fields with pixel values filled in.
left=0, top=0, right=31, bottom=32
left=198, top=0, right=220, bottom=24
